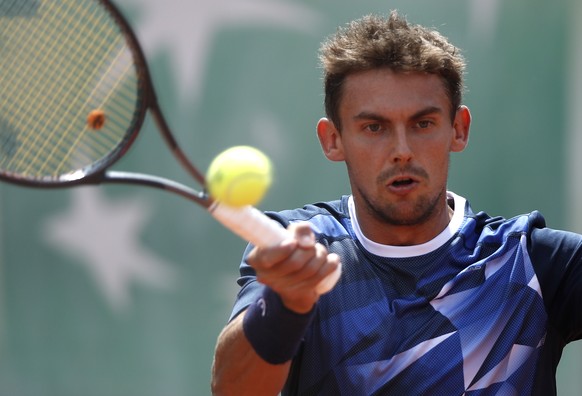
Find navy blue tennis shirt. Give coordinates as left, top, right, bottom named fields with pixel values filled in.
left=229, top=192, right=582, bottom=395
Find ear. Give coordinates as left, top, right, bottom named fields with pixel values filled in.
left=317, top=118, right=345, bottom=161
left=450, top=105, right=471, bottom=152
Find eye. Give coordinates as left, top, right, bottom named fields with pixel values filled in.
left=364, top=123, right=383, bottom=133
left=416, top=120, right=434, bottom=129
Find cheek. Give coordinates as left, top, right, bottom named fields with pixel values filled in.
left=430, top=153, right=452, bottom=183
left=417, top=144, right=451, bottom=179
left=344, top=150, right=381, bottom=184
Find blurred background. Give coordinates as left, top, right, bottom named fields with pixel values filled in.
left=0, top=0, right=581, bottom=394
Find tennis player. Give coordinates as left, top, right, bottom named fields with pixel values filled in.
left=211, top=11, right=581, bottom=395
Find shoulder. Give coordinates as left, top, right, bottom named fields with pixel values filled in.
left=454, top=198, right=580, bottom=264
left=459, top=203, right=548, bottom=248
left=464, top=207, right=582, bottom=251
left=265, top=196, right=353, bottom=242
left=266, top=197, right=349, bottom=223
left=459, top=203, right=582, bottom=339
left=527, top=217, right=582, bottom=278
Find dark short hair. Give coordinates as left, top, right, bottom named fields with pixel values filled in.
left=319, top=11, right=466, bottom=130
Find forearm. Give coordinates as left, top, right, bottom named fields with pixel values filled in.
left=211, top=311, right=291, bottom=396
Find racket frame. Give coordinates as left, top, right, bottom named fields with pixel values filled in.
left=0, top=0, right=342, bottom=294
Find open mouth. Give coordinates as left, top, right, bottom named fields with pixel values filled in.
left=381, top=167, right=427, bottom=193
left=391, top=178, right=415, bottom=187
left=387, top=176, right=419, bottom=193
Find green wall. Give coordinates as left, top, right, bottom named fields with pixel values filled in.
left=0, top=0, right=580, bottom=394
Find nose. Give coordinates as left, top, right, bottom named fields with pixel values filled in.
left=391, top=129, right=413, bottom=163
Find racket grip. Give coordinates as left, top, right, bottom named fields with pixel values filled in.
left=209, top=203, right=341, bottom=294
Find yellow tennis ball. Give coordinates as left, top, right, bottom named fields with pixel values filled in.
left=206, top=146, right=273, bottom=207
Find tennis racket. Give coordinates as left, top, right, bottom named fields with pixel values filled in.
left=0, top=0, right=340, bottom=294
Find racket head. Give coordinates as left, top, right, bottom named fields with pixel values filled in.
left=0, top=0, right=152, bottom=187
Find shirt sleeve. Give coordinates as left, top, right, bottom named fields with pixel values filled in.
left=227, top=243, right=264, bottom=322
left=529, top=226, right=582, bottom=343
left=227, top=211, right=292, bottom=322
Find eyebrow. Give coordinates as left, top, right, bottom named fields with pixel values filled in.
left=353, top=111, right=388, bottom=123
left=411, top=106, right=443, bottom=119
left=353, top=106, right=444, bottom=122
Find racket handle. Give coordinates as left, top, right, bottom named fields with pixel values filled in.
left=209, top=203, right=341, bottom=294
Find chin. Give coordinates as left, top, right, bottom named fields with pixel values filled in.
left=378, top=194, right=443, bottom=227
left=382, top=210, right=432, bottom=227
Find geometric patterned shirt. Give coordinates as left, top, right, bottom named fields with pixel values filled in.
left=229, top=192, right=582, bottom=395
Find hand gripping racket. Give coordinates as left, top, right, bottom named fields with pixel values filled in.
left=0, top=0, right=340, bottom=294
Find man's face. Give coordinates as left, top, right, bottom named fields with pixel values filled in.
left=320, top=69, right=470, bottom=233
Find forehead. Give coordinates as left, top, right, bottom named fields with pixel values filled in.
left=340, top=69, right=451, bottom=119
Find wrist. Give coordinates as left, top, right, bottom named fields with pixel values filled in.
left=243, top=287, right=316, bottom=365
left=280, top=293, right=317, bottom=314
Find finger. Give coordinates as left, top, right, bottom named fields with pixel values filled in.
left=246, top=238, right=297, bottom=270
left=322, top=252, right=341, bottom=277
left=288, top=222, right=316, bottom=248
left=253, top=222, right=317, bottom=277
left=248, top=221, right=315, bottom=269
left=257, top=243, right=318, bottom=285
left=273, top=243, right=330, bottom=290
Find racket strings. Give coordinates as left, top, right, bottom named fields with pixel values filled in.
left=56, top=50, right=136, bottom=176
left=1, top=2, right=93, bottom=136
left=2, top=2, right=113, bottom=173
left=6, top=2, right=132, bottom=174
left=1, top=1, right=98, bottom=172
left=0, top=0, right=141, bottom=180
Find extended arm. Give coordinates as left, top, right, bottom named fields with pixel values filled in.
left=211, top=223, right=340, bottom=395
left=211, top=310, right=292, bottom=396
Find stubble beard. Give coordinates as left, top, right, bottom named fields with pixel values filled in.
left=359, top=187, right=446, bottom=227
